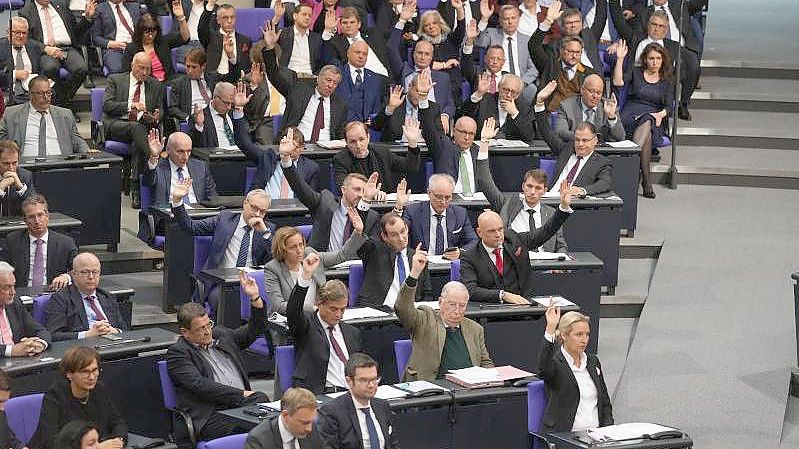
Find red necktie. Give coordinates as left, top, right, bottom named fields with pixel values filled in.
left=310, top=96, right=325, bottom=142
left=115, top=5, right=135, bottom=37
left=86, top=295, right=107, bottom=322
left=565, top=155, right=583, bottom=185
left=489, top=74, right=497, bottom=94
left=128, top=81, right=142, bottom=121
left=42, top=6, right=55, bottom=46
left=197, top=79, right=211, bottom=103
left=327, top=326, right=347, bottom=363
left=493, top=247, right=503, bottom=277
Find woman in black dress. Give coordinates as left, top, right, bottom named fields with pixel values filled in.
left=123, top=3, right=190, bottom=81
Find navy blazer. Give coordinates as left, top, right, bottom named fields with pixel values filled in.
left=91, top=1, right=142, bottom=51
left=1, top=296, right=52, bottom=355
left=402, top=201, right=478, bottom=253
left=142, top=158, right=218, bottom=205
left=419, top=104, right=478, bottom=183
left=172, top=205, right=274, bottom=269
left=1, top=228, right=77, bottom=287
left=335, top=65, right=385, bottom=122
left=233, top=117, right=320, bottom=192
left=1, top=168, right=35, bottom=217
left=44, top=284, right=128, bottom=341
left=401, top=65, right=455, bottom=117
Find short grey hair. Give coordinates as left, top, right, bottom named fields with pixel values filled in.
left=10, top=17, right=28, bottom=28
left=427, top=173, right=455, bottom=191
left=318, top=65, right=342, bottom=78
left=440, top=281, right=468, bottom=299
left=246, top=189, right=271, bottom=207
left=213, top=81, right=235, bottom=97
left=0, top=262, right=15, bottom=274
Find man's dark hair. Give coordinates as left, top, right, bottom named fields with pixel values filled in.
left=344, top=352, right=378, bottom=378
left=177, top=302, right=207, bottom=329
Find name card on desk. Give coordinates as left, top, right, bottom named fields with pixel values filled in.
left=490, top=139, right=529, bottom=148
left=456, top=192, right=487, bottom=201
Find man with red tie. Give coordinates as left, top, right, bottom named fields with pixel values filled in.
left=90, top=0, right=141, bottom=74
left=0, top=261, right=51, bottom=357
left=44, top=252, right=128, bottom=341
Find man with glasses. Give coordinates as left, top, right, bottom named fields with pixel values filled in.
left=2, top=194, right=77, bottom=289
left=144, top=130, right=218, bottom=205
left=167, top=274, right=269, bottom=448
left=555, top=73, right=624, bottom=143
left=459, top=71, right=537, bottom=142
left=198, top=0, right=250, bottom=84
left=0, top=261, right=51, bottom=357
left=190, top=81, right=238, bottom=149
left=0, top=17, right=45, bottom=106
left=318, top=353, right=401, bottom=449
left=0, top=75, right=88, bottom=156
left=44, top=252, right=127, bottom=341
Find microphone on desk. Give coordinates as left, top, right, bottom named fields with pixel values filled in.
left=94, top=336, right=151, bottom=350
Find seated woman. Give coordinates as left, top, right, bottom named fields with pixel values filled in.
left=614, top=41, right=674, bottom=199
left=55, top=420, right=101, bottom=449
left=123, top=6, right=190, bottom=82
left=537, top=304, right=613, bottom=434
left=31, top=347, right=127, bottom=449
left=417, top=8, right=465, bottom=107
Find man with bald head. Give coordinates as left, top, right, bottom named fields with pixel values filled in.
left=555, top=73, right=625, bottom=143
left=103, top=50, right=165, bottom=208
left=394, top=246, right=493, bottom=381
left=334, top=40, right=385, bottom=122
left=45, top=252, right=128, bottom=341
left=144, top=130, right=218, bottom=205
left=459, top=72, right=537, bottom=143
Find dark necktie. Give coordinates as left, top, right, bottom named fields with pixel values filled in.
left=177, top=167, right=190, bottom=204
left=115, top=4, right=135, bottom=36
left=660, top=6, right=672, bottom=39
left=507, top=36, right=516, bottom=75
left=327, top=326, right=348, bottom=363
left=396, top=253, right=406, bottom=284
left=355, top=68, right=363, bottom=86
left=86, top=295, right=107, bottom=321
left=13, top=47, right=24, bottom=96
left=342, top=214, right=352, bottom=245
left=220, top=113, right=235, bottom=145
left=38, top=111, right=47, bottom=157
left=434, top=214, right=445, bottom=255
left=197, top=79, right=211, bottom=103
left=31, top=238, right=45, bottom=287
left=493, top=247, right=503, bottom=277
left=361, top=408, right=381, bottom=449
left=310, top=96, right=325, bottom=142
left=128, top=81, right=142, bottom=121
left=528, top=209, right=537, bottom=232
left=235, top=225, right=251, bottom=267
left=565, top=155, right=583, bottom=185
left=584, top=108, right=595, bottom=125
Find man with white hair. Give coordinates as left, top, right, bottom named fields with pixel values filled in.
left=394, top=247, right=494, bottom=381
left=144, top=130, right=218, bottom=205
left=190, top=81, right=238, bottom=149
left=0, top=261, right=51, bottom=357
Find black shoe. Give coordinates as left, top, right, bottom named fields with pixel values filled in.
left=678, top=105, right=692, bottom=121
left=643, top=188, right=656, bottom=199
left=74, top=114, right=81, bottom=123
left=83, top=77, right=95, bottom=89
left=131, top=190, right=141, bottom=209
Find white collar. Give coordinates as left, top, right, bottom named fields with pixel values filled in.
left=278, top=415, right=296, bottom=444
left=481, top=241, right=501, bottom=255
left=169, top=159, right=188, bottom=173
left=561, top=345, right=587, bottom=371
left=29, top=230, right=49, bottom=244
left=429, top=204, right=446, bottom=218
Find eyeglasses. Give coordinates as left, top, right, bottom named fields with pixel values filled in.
left=76, top=367, right=102, bottom=378
left=353, top=376, right=381, bottom=386
left=454, top=128, right=475, bottom=136
left=429, top=192, right=453, bottom=201
left=30, top=90, right=53, bottom=98
left=191, top=320, right=214, bottom=332
left=246, top=200, right=269, bottom=215
left=10, top=30, right=27, bottom=36
left=143, top=27, right=159, bottom=33
left=77, top=269, right=101, bottom=277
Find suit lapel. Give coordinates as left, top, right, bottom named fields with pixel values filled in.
left=344, top=397, right=365, bottom=445
left=420, top=205, right=431, bottom=247
left=479, top=245, right=501, bottom=286
left=19, top=232, right=31, bottom=283
left=70, top=287, right=90, bottom=328
left=45, top=234, right=56, bottom=282
left=574, top=152, right=596, bottom=186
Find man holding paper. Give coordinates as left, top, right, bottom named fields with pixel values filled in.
left=394, top=246, right=493, bottom=381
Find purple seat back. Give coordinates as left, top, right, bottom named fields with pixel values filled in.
left=157, top=360, right=178, bottom=410
left=449, top=259, right=460, bottom=281
left=239, top=270, right=268, bottom=320
left=244, top=166, right=257, bottom=192
left=90, top=88, right=104, bottom=123
left=527, top=380, right=548, bottom=449
left=193, top=236, right=214, bottom=275
left=247, top=337, right=270, bottom=356
left=272, top=114, right=283, bottom=136
left=196, top=433, right=247, bottom=449
left=347, top=263, right=364, bottom=307
left=275, top=345, right=296, bottom=394
left=31, top=294, right=51, bottom=326
left=417, top=0, right=437, bottom=10
left=235, top=8, right=275, bottom=42
left=297, top=225, right=312, bottom=241
left=159, top=15, right=174, bottom=34
left=6, top=393, right=44, bottom=444
left=139, top=174, right=154, bottom=210
left=393, top=339, right=412, bottom=380
left=424, top=161, right=433, bottom=190
left=538, top=158, right=557, bottom=182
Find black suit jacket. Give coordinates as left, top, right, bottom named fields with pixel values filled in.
left=198, top=7, right=251, bottom=83
left=287, top=283, right=363, bottom=394
left=638, top=0, right=707, bottom=53
left=459, top=94, right=537, bottom=142
left=536, top=111, right=614, bottom=195
left=190, top=105, right=234, bottom=148
left=263, top=47, right=347, bottom=142
left=610, top=0, right=682, bottom=63
left=372, top=100, right=423, bottom=143
left=102, top=73, right=165, bottom=127
left=1, top=296, right=52, bottom=355
left=18, top=0, right=92, bottom=47
left=332, top=144, right=421, bottom=194
left=460, top=210, right=570, bottom=303
left=356, top=240, right=431, bottom=307
left=419, top=103, right=478, bottom=183
left=324, top=28, right=403, bottom=83
left=244, top=414, right=330, bottom=449
left=0, top=411, right=23, bottom=449
left=318, top=394, right=401, bottom=449
left=537, top=338, right=613, bottom=432
left=167, top=74, right=216, bottom=121
left=0, top=38, right=44, bottom=95
left=166, top=305, right=267, bottom=429
left=44, top=284, right=128, bottom=341
left=2, top=229, right=77, bottom=287
left=277, top=26, right=322, bottom=74
left=0, top=168, right=35, bottom=217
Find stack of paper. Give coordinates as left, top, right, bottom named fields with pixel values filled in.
left=342, top=307, right=390, bottom=321
left=426, top=255, right=452, bottom=265
left=445, top=366, right=503, bottom=388
left=587, top=423, right=679, bottom=441
left=257, top=400, right=283, bottom=411
left=269, top=312, right=288, bottom=325
left=605, top=140, right=638, bottom=148
left=528, top=251, right=571, bottom=261
left=315, top=140, right=347, bottom=149
left=490, top=139, right=529, bottom=148
left=529, top=296, right=575, bottom=307
left=393, top=380, right=450, bottom=394
left=384, top=193, right=430, bottom=203
left=374, top=385, right=410, bottom=400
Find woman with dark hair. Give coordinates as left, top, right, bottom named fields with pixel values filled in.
left=54, top=421, right=100, bottom=449
left=31, top=347, right=127, bottom=449
left=123, top=1, right=190, bottom=81
left=614, top=41, right=675, bottom=198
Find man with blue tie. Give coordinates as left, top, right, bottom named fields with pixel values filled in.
left=144, top=130, right=218, bottom=205
left=398, top=173, right=478, bottom=260
left=335, top=41, right=385, bottom=122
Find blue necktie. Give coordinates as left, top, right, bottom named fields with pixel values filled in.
left=177, top=167, right=190, bottom=204
left=396, top=253, right=406, bottom=284
left=235, top=225, right=251, bottom=267
left=361, top=408, right=381, bottom=449
left=434, top=214, right=445, bottom=255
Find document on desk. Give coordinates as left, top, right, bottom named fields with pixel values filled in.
left=332, top=260, right=363, bottom=269
left=384, top=193, right=430, bottom=203
left=528, top=251, right=571, bottom=261
left=374, top=385, right=410, bottom=400
left=490, top=139, right=529, bottom=147
left=605, top=140, right=638, bottom=148
left=445, top=367, right=503, bottom=388
left=393, top=380, right=450, bottom=393
left=257, top=400, right=283, bottom=411
left=529, top=296, right=575, bottom=307
left=414, top=301, right=441, bottom=310
left=587, top=423, right=679, bottom=441
left=343, top=307, right=390, bottom=320
left=315, top=140, right=347, bottom=149
left=457, top=192, right=487, bottom=201
left=426, top=255, right=452, bottom=265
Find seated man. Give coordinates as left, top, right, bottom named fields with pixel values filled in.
left=190, top=81, right=238, bottom=149
left=44, top=252, right=128, bottom=341
left=395, top=249, right=493, bottom=381
left=373, top=78, right=437, bottom=143
left=546, top=3, right=606, bottom=72
left=318, top=353, right=401, bottom=449
left=2, top=194, right=77, bottom=288
left=536, top=81, right=614, bottom=197
left=244, top=387, right=328, bottom=449
left=0, top=75, right=89, bottom=157
left=167, top=47, right=214, bottom=126
left=0, top=140, right=36, bottom=217
left=167, top=276, right=269, bottom=446
left=399, top=173, right=478, bottom=258
left=198, top=1, right=251, bottom=83
left=334, top=41, right=386, bottom=122
left=332, top=121, right=421, bottom=194
left=144, top=131, right=218, bottom=205
left=91, top=0, right=141, bottom=74
left=0, top=261, right=51, bottom=357
left=555, top=73, right=624, bottom=143
left=287, top=252, right=363, bottom=394
left=0, top=17, right=45, bottom=106
left=400, top=40, right=454, bottom=131
left=459, top=72, right=537, bottom=142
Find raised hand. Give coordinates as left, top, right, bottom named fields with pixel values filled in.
left=171, top=177, right=193, bottom=203
left=363, top=172, right=381, bottom=202
left=603, top=92, right=618, bottom=120
left=193, top=103, right=205, bottom=126
left=300, top=252, right=321, bottom=280
left=615, top=39, right=628, bottom=60
left=147, top=128, right=164, bottom=158
left=544, top=299, right=561, bottom=334
left=400, top=0, right=417, bottom=22
left=480, top=116, right=498, bottom=141
left=346, top=206, right=364, bottom=234
left=545, top=0, right=562, bottom=23
left=172, top=0, right=184, bottom=18
left=402, top=116, right=421, bottom=145
left=273, top=0, right=285, bottom=19
left=324, top=8, right=338, bottom=32
left=387, top=85, right=406, bottom=113
left=263, top=21, right=279, bottom=50
left=409, top=242, right=428, bottom=278
left=560, top=179, right=574, bottom=205
left=395, top=178, right=410, bottom=210
left=536, top=80, right=558, bottom=104
left=248, top=216, right=268, bottom=233
left=479, top=0, right=494, bottom=21
left=416, top=68, right=435, bottom=96
left=234, top=81, right=253, bottom=108
left=278, top=128, right=294, bottom=159
left=465, top=19, right=479, bottom=43
left=249, top=62, right=265, bottom=87
left=239, top=270, right=261, bottom=301
left=85, top=0, right=97, bottom=18
left=223, top=32, right=235, bottom=58
left=451, top=0, right=464, bottom=13
left=476, top=72, right=491, bottom=95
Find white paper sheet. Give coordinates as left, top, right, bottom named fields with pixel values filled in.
left=587, top=423, right=678, bottom=441
left=332, top=260, right=363, bottom=269
left=447, top=366, right=500, bottom=382
left=315, top=140, right=347, bottom=149
left=374, top=385, right=409, bottom=400
left=528, top=251, right=571, bottom=260
left=426, top=255, right=452, bottom=265
left=393, top=380, right=450, bottom=393
left=384, top=193, right=430, bottom=202
left=605, top=140, right=638, bottom=148
left=343, top=307, right=390, bottom=320
left=256, top=400, right=283, bottom=411
left=457, top=192, right=487, bottom=201
left=529, top=296, right=576, bottom=307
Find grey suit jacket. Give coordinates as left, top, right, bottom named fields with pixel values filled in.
left=245, top=415, right=330, bottom=449
left=475, top=158, right=567, bottom=253
left=555, top=95, right=626, bottom=143
left=0, top=104, right=89, bottom=155
left=475, top=28, right=539, bottom=87
left=264, top=232, right=367, bottom=315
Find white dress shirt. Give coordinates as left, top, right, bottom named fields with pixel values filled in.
left=127, top=72, right=146, bottom=120
left=187, top=0, right=205, bottom=41
left=189, top=78, right=210, bottom=112
left=23, top=107, right=60, bottom=157
left=265, top=162, right=295, bottom=200
left=27, top=231, right=49, bottom=286
left=169, top=159, right=198, bottom=203
left=518, top=3, right=541, bottom=36
left=428, top=206, right=448, bottom=255
left=278, top=415, right=300, bottom=449
left=209, top=110, right=237, bottom=149
left=453, top=150, right=476, bottom=195
left=78, top=290, right=110, bottom=339
left=288, top=26, right=313, bottom=75
left=111, top=1, right=134, bottom=43
left=37, top=4, right=71, bottom=46
left=298, top=91, right=332, bottom=142
left=585, top=0, right=616, bottom=42
left=656, top=4, right=682, bottom=45
left=312, top=296, right=349, bottom=388
left=348, top=33, right=389, bottom=77
left=552, top=152, right=593, bottom=192
left=510, top=201, right=541, bottom=233
left=383, top=249, right=409, bottom=308
left=502, top=32, right=522, bottom=76
left=12, top=45, right=33, bottom=78
left=352, top=395, right=386, bottom=449
left=221, top=215, right=254, bottom=268
left=349, top=64, right=365, bottom=85
left=217, top=29, right=237, bottom=75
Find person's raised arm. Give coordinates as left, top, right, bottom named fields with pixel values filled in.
left=394, top=243, right=427, bottom=332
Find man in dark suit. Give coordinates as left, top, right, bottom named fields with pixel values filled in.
left=459, top=72, right=537, bottom=142
left=535, top=82, right=614, bottom=197
left=318, top=353, right=401, bottom=449
left=555, top=74, right=625, bottom=143
left=0, top=140, right=36, bottom=218
left=189, top=81, right=238, bottom=149
left=18, top=0, right=96, bottom=109
left=276, top=3, right=323, bottom=75
left=167, top=48, right=214, bottom=125
left=279, top=135, right=380, bottom=252
left=244, top=387, right=330, bottom=449
left=373, top=79, right=434, bottom=143
left=0, top=261, right=51, bottom=357
left=263, top=23, right=347, bottom=143
left=335, top=41, right=386, bottom=122
left=333, top=121, right=421, bottom=194
left=400, top=41, right=455, bottom=131
left=44, top=252, right=128, bottom=341
left=399, top=173, right=478, bottom=258
left=144, top=131, right=218, bottom=205
left=0, top=17, right=45, bottom=106
left=551, top=3, right=606, bottom=73
left=167, top=279, right=270, bottom=447
left=2, top=194, right=77, bottom=288
left=90, top=0, right=141, bottom=74
left=103, top=52, right=165, bottom=208
left=198, top=2, right=251, bottom=83
left=287, top=252, right=363, bottom=394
